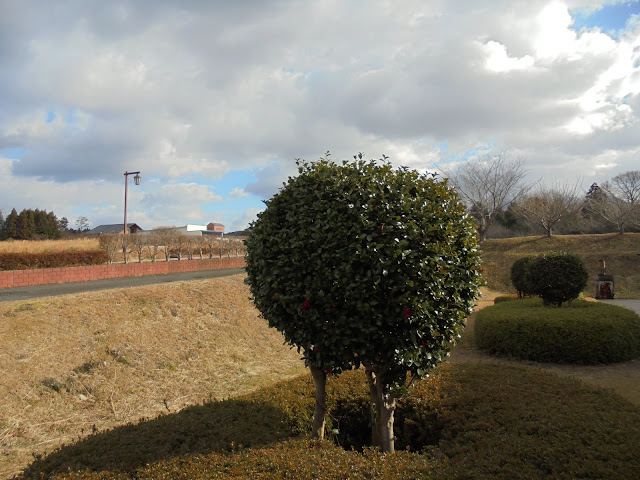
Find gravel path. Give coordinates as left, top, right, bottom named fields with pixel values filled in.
left=448, top=290, right=640, bottom=407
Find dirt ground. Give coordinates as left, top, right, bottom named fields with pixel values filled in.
left=448, top=289, right=640, bottom=407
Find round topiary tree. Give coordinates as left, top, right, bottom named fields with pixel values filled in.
left=510, top=256, right=535, bottom=298
left=528, top=252, right=589, bottom=307
left=245, top=155, right=482, bottom=453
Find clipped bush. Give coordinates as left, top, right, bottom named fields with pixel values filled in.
left=493, top=295, right=518, bottom=304
left=248, top=369, right=446, bottom=452
left=509, top=256, right=535, bottom=298
left=528, top=252, right=589, bottom=307
left=475, top=298, right=640, bottom=364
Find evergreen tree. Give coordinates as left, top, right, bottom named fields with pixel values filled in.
left=34, top=209, right=62, bottom=239
left=1, top=208, right=65, bottom=240
left=17, top=209, right=36, bottom=239
left=2, top=208, right=19, bottom=240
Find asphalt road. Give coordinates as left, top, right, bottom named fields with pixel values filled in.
left=0, top=267, right=246, bottom=303
left=3, top=271, right=639, bottom=316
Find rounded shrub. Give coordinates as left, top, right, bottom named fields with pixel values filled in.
left=245, top=156, right=481, bottom=376
left=509, top=256, right=535, bottom=298
left=528, top=253, right=588, bottom=307
left=244, top=155, right=481, bottom=452
left=475, top=298, right=640, bottom=364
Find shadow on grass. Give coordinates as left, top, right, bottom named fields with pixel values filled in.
left=21, top=398, right=294, bottom=479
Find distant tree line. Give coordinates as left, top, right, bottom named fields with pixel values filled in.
left=445, top=154, right=640, bottom=240
left=0, top=208, right=69, bottom=240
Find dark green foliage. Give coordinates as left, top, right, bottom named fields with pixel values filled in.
left=248, top=369, right=446, bottom=452
left=0, top=250, right=109, bottom=270
left=475, top=298, right=640, bottom=363
left=2, top=208, right=19, bottom=240
left=493, top=295, right=518, bottom=304
left=33, top=209, right=63, bottom=239
left=528, top=252, right=589, bottom=306
left=245, top=156, right=481, bottom=385
left=17, top=209, right=36, bottom=239
left=20, top=363, right=640, bottom=480
left=509, top=256, right=535, bottom=298
left=0, top=207, right=63, bottom=240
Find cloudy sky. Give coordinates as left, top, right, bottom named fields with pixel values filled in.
left=1, top=0, right=640, bottom=231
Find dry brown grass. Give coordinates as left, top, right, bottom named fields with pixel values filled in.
left=0, top=238, right=100, bottom=254
left=481, top=233, right=640, bottom=298
left=0, top=274, right=305, bottom=479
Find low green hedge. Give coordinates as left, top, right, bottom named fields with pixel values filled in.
left=247, top=368, right=445, bottom=451
left=21, top=363, right=640, bottom=480
left=475, top=298, right=640, bottom=364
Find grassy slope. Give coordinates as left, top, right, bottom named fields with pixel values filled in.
left=3, top=263, right=640, bottom=478
left=481, top=233, right=640, bottom=298
left=0, top=274, right=305, bottom=479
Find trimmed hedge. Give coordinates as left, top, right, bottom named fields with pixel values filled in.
left=528, top=253, right=589, bottom=307
left=509, top=256, right=535, bottom=298
left=247, top=368, right=445, bottom=452
left=20, top=363, right=640, bottom=480
left=475, top=298, right=640, bottom=364
left=0, top=250, right=109, bottom=270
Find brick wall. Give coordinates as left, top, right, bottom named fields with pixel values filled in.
left=0, top=256, right=246, bottom=289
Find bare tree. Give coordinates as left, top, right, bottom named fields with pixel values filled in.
left=591, top=171, right=640, bottom=234
left=442, top=153, right=531, bottom=241
left=129, top=234, right=148, bottom=263
left=98, top=234, right=121, bottom=264
left=185, top=236, right=197, bottom=260
left=146, top=233, right=161, bottom=262
left=75, top=216, right=90, bottom=232
left=195, top=235, right=208, bottom=259
left=515, top=182, right=584, bottom=237
left=205, top=234, right=218, bottom=259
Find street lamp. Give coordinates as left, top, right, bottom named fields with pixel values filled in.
left=123, top=171, right=141, bottom=263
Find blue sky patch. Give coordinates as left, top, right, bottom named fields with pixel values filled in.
left=572, top=1, right=640, bottom=36
left=1, top=148, right=27, bottom=159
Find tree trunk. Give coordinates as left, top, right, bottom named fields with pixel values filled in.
left=366, top=366, right=396, bottom=453
left=309, top=366, right=327, bottom=439
left=477, top=216, right=488, bottom=242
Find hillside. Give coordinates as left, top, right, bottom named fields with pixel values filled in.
left=0, top=274, right=305, bottom=478
left=481, top=233, right=640, bottom=298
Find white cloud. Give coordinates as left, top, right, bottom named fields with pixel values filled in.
left=1, top=0, right=640, bottom=228
left=228, top=187, right=249, bottom=198
left=482, top=41, right=536, bottom=72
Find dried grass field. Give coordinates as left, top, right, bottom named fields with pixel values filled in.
left=0, top=238, right=100, bottom=254
left=0, top=274, right=305, bottom=479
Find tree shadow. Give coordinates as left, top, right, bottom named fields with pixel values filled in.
left=21, top=398, right=294, bottom=479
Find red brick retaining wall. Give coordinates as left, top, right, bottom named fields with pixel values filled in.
left=0, top=257, right=246, bottom=289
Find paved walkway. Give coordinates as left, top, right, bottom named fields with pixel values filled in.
left=599, top=299, right=640, bottom=315
left=0, top=267, right=246, bottom=303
